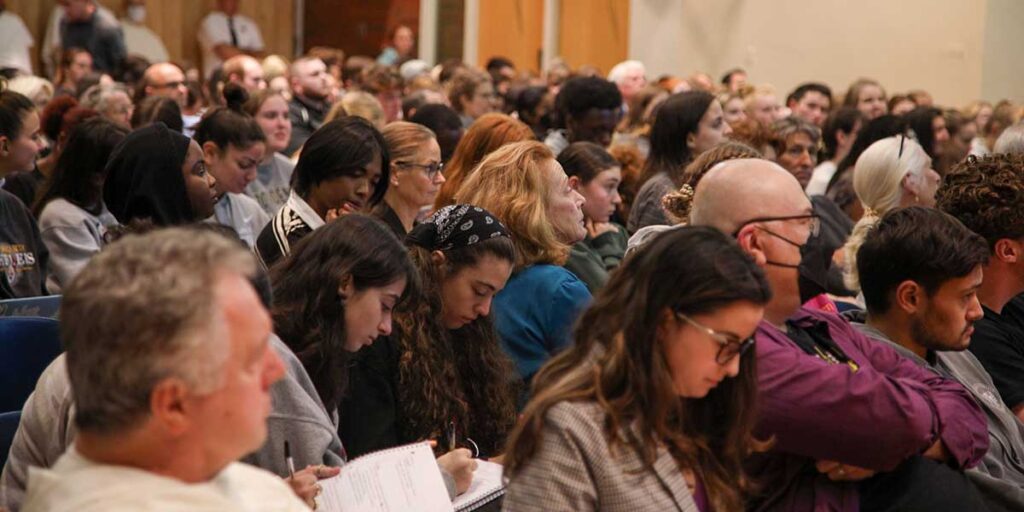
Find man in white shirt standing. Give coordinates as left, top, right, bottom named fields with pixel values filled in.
left=198, top=0, right=265, bottom=81
left=119, top=0, right=169, bottom=64
left=21, top=228, right=310, bottom=512
left=0, top=0, right=34, bottom=76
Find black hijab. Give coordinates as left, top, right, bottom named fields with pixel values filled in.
left=103, top=122, right=195, bottom=226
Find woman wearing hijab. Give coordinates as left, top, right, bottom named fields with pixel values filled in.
left=103, top=122, right=218, bottom=227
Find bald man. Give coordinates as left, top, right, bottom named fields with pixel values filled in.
left=223, top=54, right=266, bottom=92
left=138, top=62, right=187, bottom=107
left=690, top=159, right=990, bottom=512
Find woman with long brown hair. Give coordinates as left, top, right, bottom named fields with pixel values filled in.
left=340, top=204, right=520, bottom=459
left=432, top=113, right=534, bottom=210
left=503, top=226, right=772, bottom=512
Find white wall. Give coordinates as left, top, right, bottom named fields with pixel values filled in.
left=628, top=0, right=1020, bottom=108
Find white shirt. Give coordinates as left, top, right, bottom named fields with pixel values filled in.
left=805, top=160, right=838, bottom=196
left=197, top=11, right=265, bottom=79
left=0, top=11, right=33, bottom=74
left=210, top=193, right=270, bottom=248
left=22, top=447, right=310, bottom=512
left=120, top=20, right=169, bottom=64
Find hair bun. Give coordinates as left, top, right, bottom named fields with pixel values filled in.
left=222, top=82, right=249, bottom=112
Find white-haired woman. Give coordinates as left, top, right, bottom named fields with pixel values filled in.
left=843, top=135, right=941, bottom=291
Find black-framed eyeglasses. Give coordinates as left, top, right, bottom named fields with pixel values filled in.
left=675, top=312, right=755, bottom=364
left=395, top=160, right=444, bottom=179
left=732, top=213, right=821, bottom=238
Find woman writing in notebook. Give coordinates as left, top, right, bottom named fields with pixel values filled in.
left=340, top=204, right=520, bottom=460
left=503, top=226, right=771, bottom=512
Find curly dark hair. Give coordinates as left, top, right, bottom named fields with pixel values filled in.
left=937, top=153, right=1024, bottom=251
left=394, top=236, right=520, bottom=457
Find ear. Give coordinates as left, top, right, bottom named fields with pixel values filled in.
left=901, top=172, right=918, bottom=197
left=568, top=175, right=582, bottom=190
left=735, top=225, right=768, bottom=267
left=149, top=378, right=191, bottom=436
left=0, top=135, right=9, bottom=156
left=893, top=280, right=923, bottom=314
left=994, top=238, right=1021, bottom=264
left=686, top=130, right=697, bottom=151
left=201, top=141, right=220, bottom=162
left=338, top=275, right=354, bottom=299
left=655, top=307, right=676, bottom=344
left=430, top=250, right=447, bottom=267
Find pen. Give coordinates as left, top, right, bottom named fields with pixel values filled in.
left=448, top=419, right=456, bottom=452
left=285, top=440, right=296, bottom=478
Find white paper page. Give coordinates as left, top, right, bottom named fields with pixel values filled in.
left=452, top=460, right=505, bottom=511
left=316, top=442, right=454, bottom=512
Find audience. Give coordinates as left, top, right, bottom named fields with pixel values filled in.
left=136, top=62, right=188, bottom=108
left=745, top=84, right=783, bottom=126
left=629, top=90, right=731, bottom=231
left=3, top=95, right=77, bottom=207
left=843, top=78, right=888, bottom=120
left=341, top=205, right=519, bottom=459
left=607, top=60, right=647, bottom=109
left=433, top=113, right=533, bottom=209
left=690, top=158, right=989, bottom=511
left=850, top=206, right=1024, bottom=511
left=448, top=69, right=497, bottom=129
left=937, top=153, right=1024, bottom=421
left=904, top=106, right=950, bottom=160
left=409, top=103, right=464, bottom=163
left=544, top=76, right=622, bottom=155
left=243, top=88, right=294, bottom=215
left=198, top=0, right=266, bottom=80
left=372, top=122, right=442, bottom=236
left=377, top=24, right=415, bottom=66
left=787, top=82, right=833, bottom=128
left=504, top=226, right=770, bottom=512
left=0, top=89, right=48, bottom=299
left=78, top=83, right=133, bottom=128
left=118, top=0, right=168, bottom=64
left=285, top=57, right=331, bottom=154
left=223, top=54, right=267, bottom=92
left=559, top=142, right=628, bottom=292
left=806, top=107, right=862, bottom=196
left=52, top=48, right=92, bottom=98
left=192, top=83, right=268, bottom=246
left=256, top=117, right=389, bottom=267
left=458, top=141, right=590, bottom=388
left=17, top=228, right=306, bottom=510
left=59, top=0, right=125, bottom=74
left=33, top=117, right=127, bottom=292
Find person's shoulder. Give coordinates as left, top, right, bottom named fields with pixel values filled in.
left=38, top=198, right=89, bottom=224
left=519, top=265, right=588, bottom=292
left=546, top=400, right=605, bottom=429
left=273, top=152, right=296, bottom=169
left=0, top=187, right=33, bottom=219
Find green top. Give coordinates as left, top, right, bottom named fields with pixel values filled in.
left=564, top=223, right=629, bottom=293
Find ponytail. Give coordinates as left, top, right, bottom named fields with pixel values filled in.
left=193, top=82, right=266, bottom=150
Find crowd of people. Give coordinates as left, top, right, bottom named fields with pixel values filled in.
left=2, top=0, right=1024, bottom=511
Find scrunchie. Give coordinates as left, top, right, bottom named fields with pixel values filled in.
left=406, top=204, right=510, bottom=251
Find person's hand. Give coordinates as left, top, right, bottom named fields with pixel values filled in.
left=325, top=202, right=360, bottom=222
left=922, top=439, right=950, bottom=462
left=437, top=448, right=478, bottom=494
left=285, top=464, right=341, bottom=509
left=586, top=219, right=618, bottom=239
left=815, top=460, right=876, bottom=482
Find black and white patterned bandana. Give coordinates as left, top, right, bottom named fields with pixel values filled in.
left=406, top=204, right=510, bottom=251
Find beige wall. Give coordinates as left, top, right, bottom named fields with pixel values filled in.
left=627, top=0, right=1018, bottom=108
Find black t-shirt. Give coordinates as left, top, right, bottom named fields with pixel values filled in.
left=0, top=189, right=48, bottom=299
left=969, top=304, right=1024, bottom=410
left=1, top=168, right=44, bottom=210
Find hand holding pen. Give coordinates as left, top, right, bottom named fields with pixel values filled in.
left=283, top=440, right=341, bottom=509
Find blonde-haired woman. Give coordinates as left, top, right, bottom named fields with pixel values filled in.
left=327, top=91, right=386, bottom=130
left=458, top=141, right=590, bottom=387
left=843, top=135, right=940, bottom=291
left=372, top=121, right=444, bottom=236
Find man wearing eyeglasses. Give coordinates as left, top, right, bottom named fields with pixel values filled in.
left=689, top=158, right=989, bottom=512
left=137, top=62, right=188, bottom=108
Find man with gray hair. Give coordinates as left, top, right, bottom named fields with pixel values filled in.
left=689, top=159, right=990, bottom=511
left=606, top=59, right=646, bottom=108
left=19, top=228, right=308, bottom=511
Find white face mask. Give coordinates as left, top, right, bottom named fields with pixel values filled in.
left=127, top=5, right=146, bottom=23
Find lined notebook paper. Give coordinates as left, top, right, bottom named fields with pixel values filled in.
left=452, top=460, right=505, bottom=512
left=316, top=442, right=454, bottom=512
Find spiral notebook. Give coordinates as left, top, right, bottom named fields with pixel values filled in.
left=452, top=460, right=505, bottom=512
left=315, top=441, right=454, bottom=512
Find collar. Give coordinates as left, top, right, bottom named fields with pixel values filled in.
left=286, top=190, right=324, bottom=230
left=292, top=94, right=328, bottom=115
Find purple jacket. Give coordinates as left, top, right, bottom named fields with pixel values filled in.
left=750, top=307, right=989, bottom=511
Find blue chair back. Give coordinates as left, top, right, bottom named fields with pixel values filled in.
left=0, top=410, right=20, bottom=470
left=0, top=317, right=63, bottom=412
left=0, top=295, right=62, bottom=319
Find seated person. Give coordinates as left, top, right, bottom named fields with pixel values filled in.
left=849, top=206, right=1024, bottom=511
left=17, top=228, right=309, bottom=511
left=689, top=158, right=989, bottom=511
left=269, top=214, right=477, bottom=496
left=256, top=117, right=389, bottom=267
left=503, top=226, right=771, bottom=511
left=341, top=205, right=519, bottom=459
left=543, top=76, right=622, bottom=155
left=937, top=153, right=1024, bottom=421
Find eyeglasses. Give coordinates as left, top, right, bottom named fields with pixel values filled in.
left=732, top=213, right=821, bottom=238
left=395, top=160, right=444, bottom=179
left=675, top=312, right=755, bottom=364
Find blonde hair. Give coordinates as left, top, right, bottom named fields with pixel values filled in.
left=262, top=54, right=290, bottom=81
left=843, top=136, right=930, bottom=290
left=333, top=91, right=385, bottom=129
left=456, top=141, right=568, bottom=270
left=382, top=121, right=436, bottom=162
left=743, top=84, right=776, bottom=111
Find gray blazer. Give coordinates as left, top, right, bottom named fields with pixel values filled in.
left=502, top=400, right=700, bottom=512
